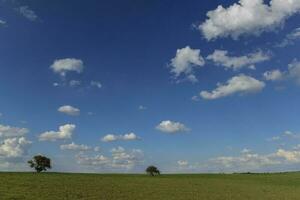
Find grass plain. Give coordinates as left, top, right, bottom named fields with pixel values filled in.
left=0, top=172, right=300, bottom=200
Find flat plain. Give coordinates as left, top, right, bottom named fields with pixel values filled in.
left=0, top=172, right=300, bottom=200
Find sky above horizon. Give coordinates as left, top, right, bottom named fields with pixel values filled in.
left=1, top=0, right=300, bottom=173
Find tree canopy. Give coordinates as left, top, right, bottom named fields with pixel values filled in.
left=146, top=166, right=160, bottom=176
left=28, top=155, right=51, bottom=173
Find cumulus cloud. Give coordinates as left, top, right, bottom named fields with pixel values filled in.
left=200, top=74, right=265, bottom=100
left=58, top=105, right=80, bottom=116
left=0, top=124, right=29, bottom=138
left=263, top=69, right=285, bottom=81
left=199, top=0, right=300, bottom=40
left=263, top=60, right=300, bottom=84
left=0, top=137, right=32, bottom=159
left=156, top=120, right=190, bottom=133
left=101, top=133, right=140, bottom=142
left=278, top=27, right=300, bottom=47
left=39, top=124, right=75, bottom=141
left=50, top=58, right=84, bottom=76
left=76, top=146, right=144, bottom=170
left=207, top=50, right=270, bottom=70
left=275, top=149, right=300, bottom=163
left=60, top=142, right=91, bottom=151
left=18, top=6, right=38, bottom=21
left=90, top=81, right=102, bottom=89
left=170, top=46, right=205, bottom=83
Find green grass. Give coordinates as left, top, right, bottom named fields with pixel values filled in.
left=0, top=172, right=300, bottom=200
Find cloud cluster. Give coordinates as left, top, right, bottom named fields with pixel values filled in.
left=90, top=81, right=102, bottom=89
left=39, top=124, right=75, bottom=141
left=199, top=0, right=300, bottom=40
left=76, top=146, right=144, bottom=170
left=101, top=133, right=140, bottom=142
left=177, top=160, right=189, bottom=167
left=0, top=137, right=32, bottom=159
left=263, top=60, right=300, bottom=84
left=170, top=46, right=205, bottom=83
left=207, top=50, right=270, bottom=70
left=0, top=124, right=29, bottom=138
left=278, top=27, right=300, bottom=47
left=0, top=124, right=32, bottom=166
left=210, top=147, right=300, bottom=172
left=263, top=69, right=284, bottom=81
left=58, top=105, right=80, bottom=116
left=267, top=130, right=300, bottom=142
left=200, top=74, right=265, bottom=100
left=156, top=120, right=190, bottom=133
left=18, top=6, right=38, bottom=21
left=60, top=142, right=91, bottom=151
left=50, top=58, right=84, bottom=76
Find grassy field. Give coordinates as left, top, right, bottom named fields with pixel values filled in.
left=0, top=172, right=300, bottom=200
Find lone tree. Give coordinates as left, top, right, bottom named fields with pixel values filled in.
left=146, top=165, right=160, bottom=176
left=28, top=155, right=51, bottom=173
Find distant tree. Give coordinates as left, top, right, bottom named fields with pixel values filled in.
left=28, top=155, right=51, bottom=173
left=146, top=165, right=160, bottom=176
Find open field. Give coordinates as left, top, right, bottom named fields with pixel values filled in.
left=0, top=172, right=300, bottom=200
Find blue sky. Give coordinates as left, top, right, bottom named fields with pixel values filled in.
left=1, top=0, right=300, bottom=173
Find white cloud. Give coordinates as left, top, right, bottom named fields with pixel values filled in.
left=207, top=50, right=270, bottom=70
left=69, top=80, right=81, bottom=87
left=138, top=105, right=147, bottom=110
left=278, top=27, right=300, bottom=47
left=264, top=60, right=300, bottom=84
left=263, top=69, right=284, bottom=81
left=177, top=160, right=189, bottom=167
left=39, top=124, right=75, bottom=141
left=156, top=120, right=190, bottom=133
left=50, top=58, right=84, bottom=76
left=191, top=95, right=200, bottom=101
left=0, top=20, right=6, bottom=26
left=241, top=148, right=252, bottom=154
left=58, top=105, right=80, bottom=116
left=101, top=133, right=140, bottom=142
left=288, top=60, right=300, bottom=84
left=0, top=137, right=32, bottom=158
left=76, top=146, right=144, bottom=170
left=199, top=0, right=300, bottom=40
left=268, top=130, right=300, bottom=142
left=170, top=46, right=205, bottom=83
left=200, top=74, right=265, bottom=100
left=275, top=149, right=300, bottom=163
left=0, top=124, right=29, bottom=138
left=90, top=81, right=102, bottom=89
left=101, top=134, right=118, bottom=142
left=76, top=153, right=110, bottom=166
left=210, top=152, right=280, bottom=171
left=18, top=6, right=38, bottom=21
left=60, top=142, right=91, bottom=151
left=110, top=147, right=144, bottom=169
left=0, top=113, right=2, bottom=117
